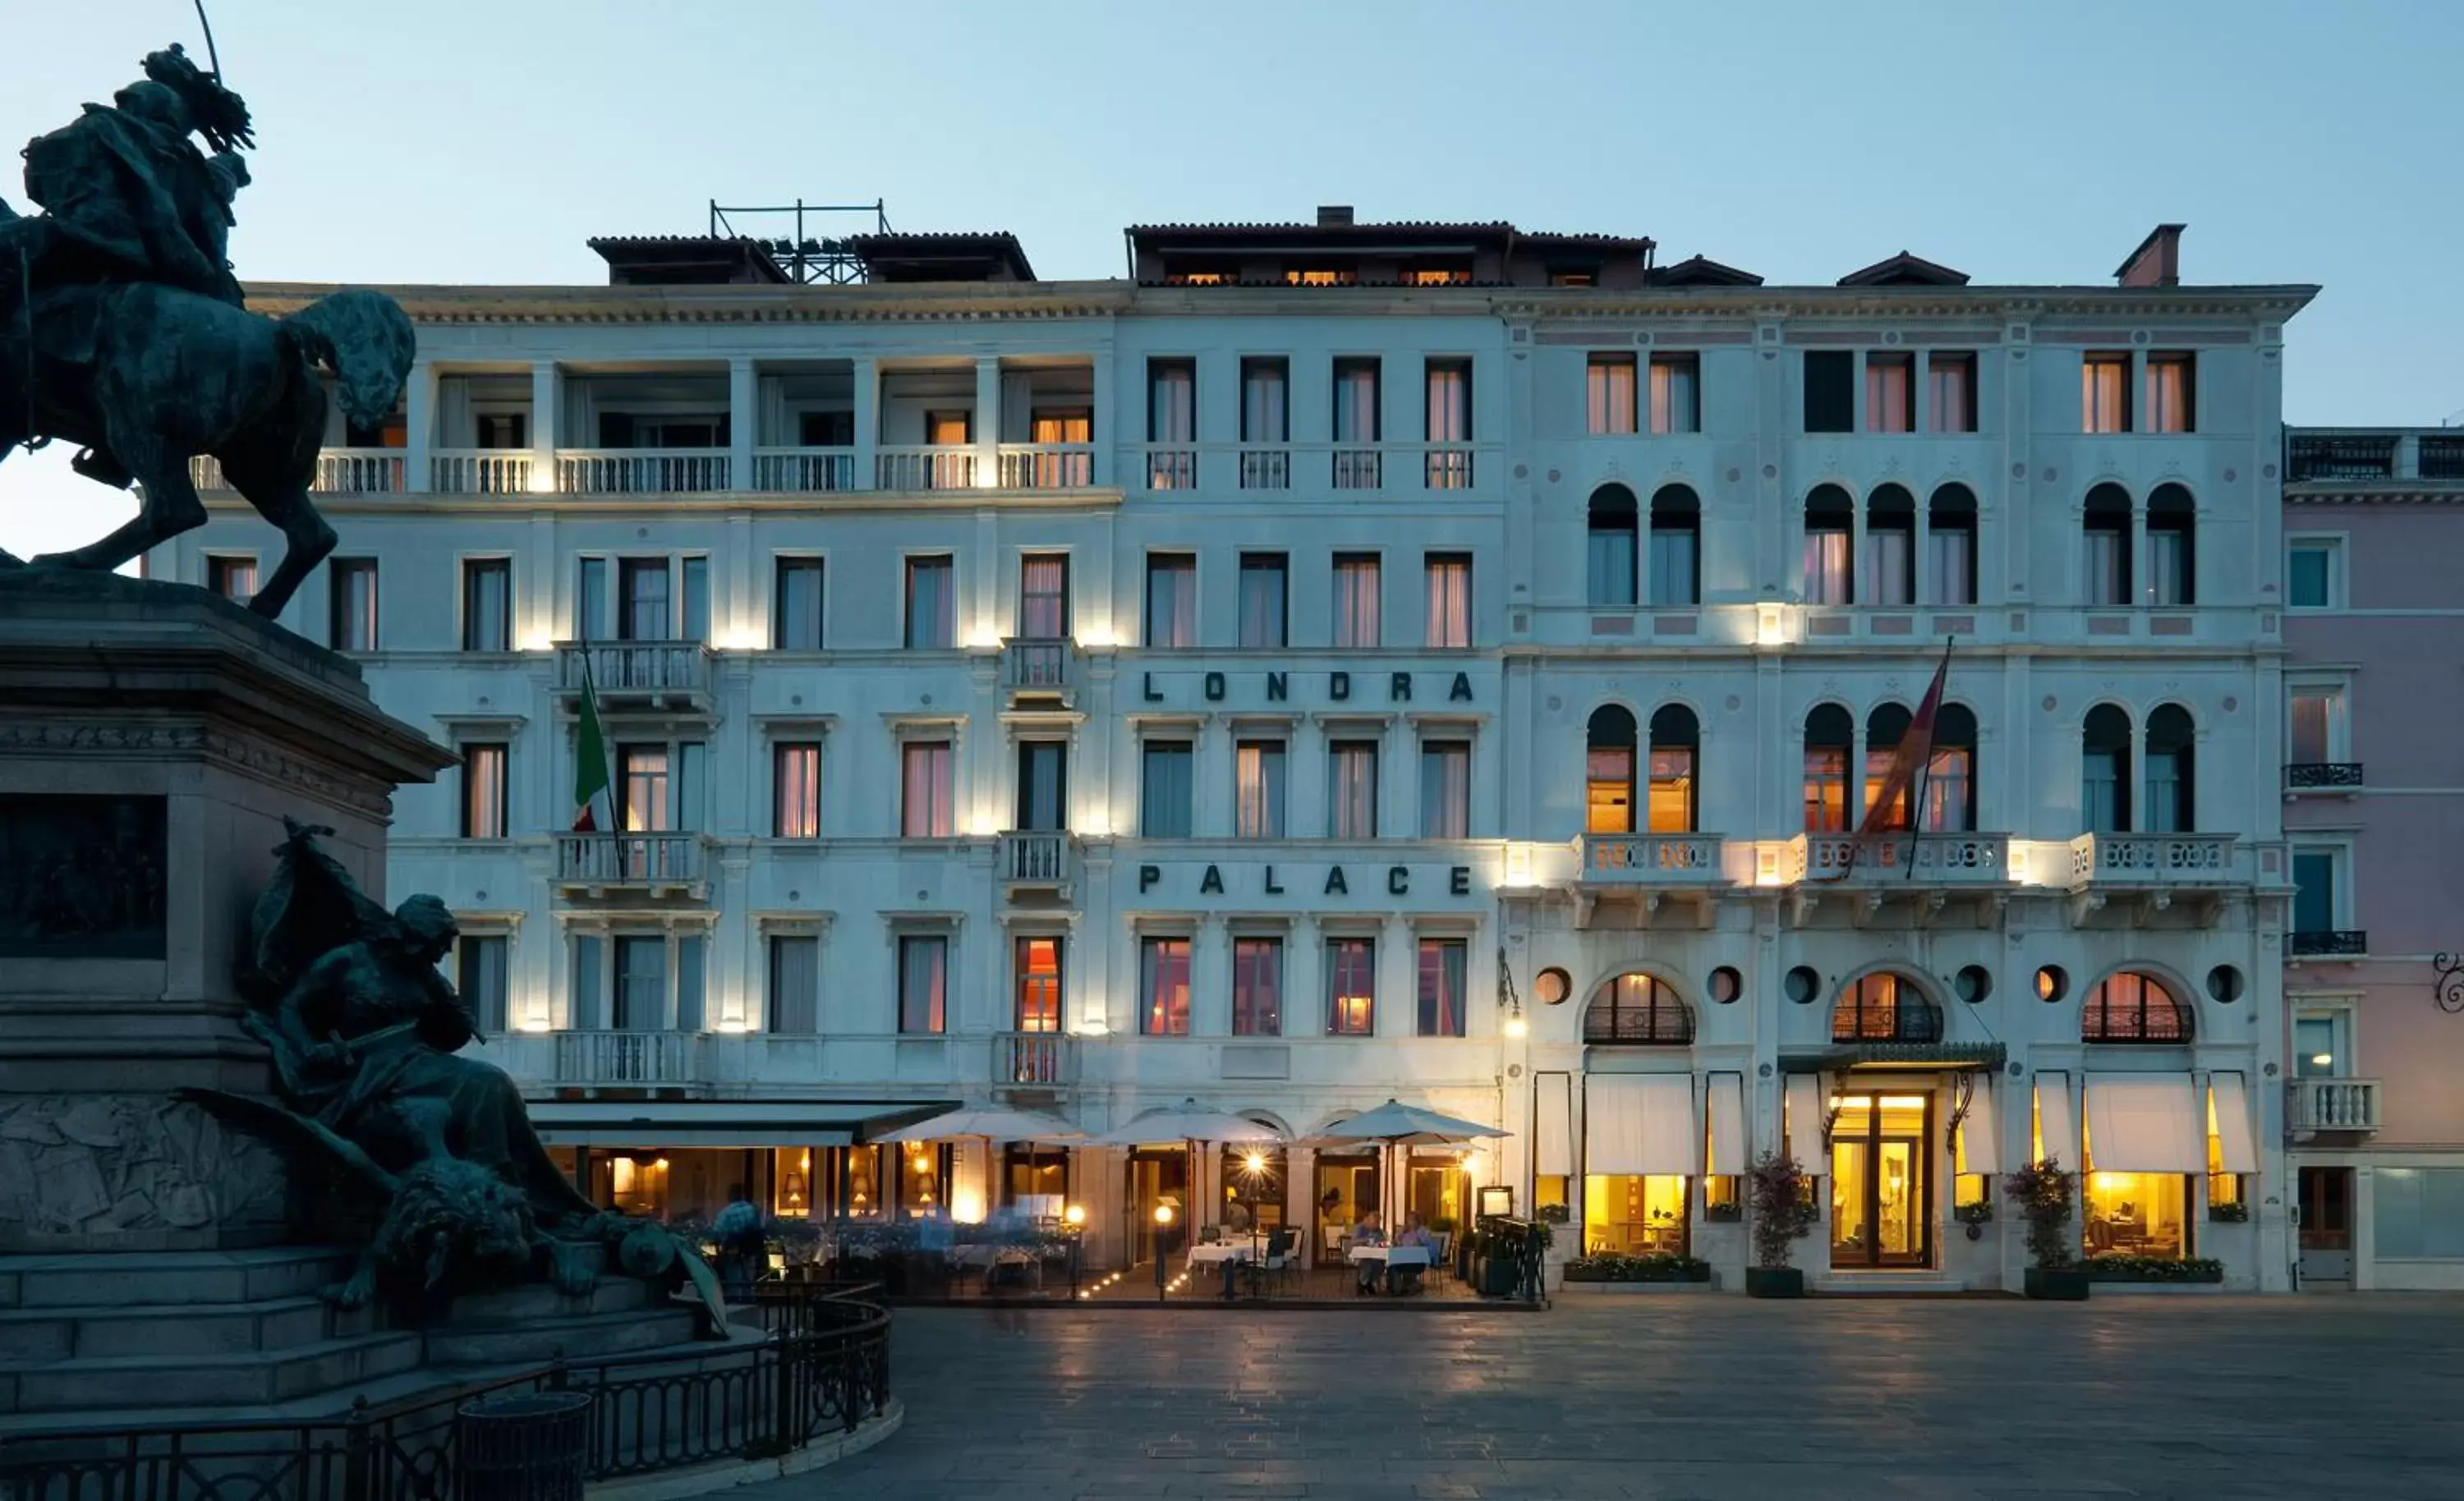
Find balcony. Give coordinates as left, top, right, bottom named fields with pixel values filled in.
left=2289, top=930, right=2368, bottom=958
left=1239, top=446, right=1291, bottom=490
left=432, top=451, right=534, bottom=494
left=1787, top=833, right=2012, bottom=885
left=1000, top=830, right=1079, bottom=900
left=1001, top=638, right=1075, bottom=705
left=555, top=640, right=714, bottom=711
left=1331, top=448, right=1381, bottom=490
left=2287, top=434, right=2397, bottom=483
left=752, top=448, right=857, bottom=493
left=2423, top=436, right=2464, bottom=480
left=556, top=450, right=729, bottom=493
left=2290, top=1077, right=2381, bottom=1134
left=994, top=1031, right=1078, bottom=1095
left=1145, top=447, right=1198, bottom=490
left=2287, top=762, right=2365, bottom=792
left=1423, top=446, right=1475, bottom=490
left=2066, top=833, right=2241, bottom=925
left=1576, top=833, right=1727, bottom=883
left=555, top=1030, right=704, bottom=1089
left=554, top=833, right=709, bottom=898
left=876, top=447, right=977, bottom=491
left=312, top=449, right=408, bottom=493
left=995, top=444, right=1094, bottom=490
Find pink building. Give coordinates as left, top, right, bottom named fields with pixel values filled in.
left=2282, top=427, right=2464, bottom=1288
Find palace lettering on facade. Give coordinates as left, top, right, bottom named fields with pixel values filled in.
left=159, top=212, right=2319, bottom=1291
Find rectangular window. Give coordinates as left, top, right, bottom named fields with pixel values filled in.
left=1928, top=353, right=1978, bottom=434
left=1424, top=554, right=1472, bottom=649
left=1333, top=359, right=1381, bottom=441
left=1420, top=741, right=1471, bottom=839
left=798, top=409, right=853, bottom=448
left=461, top=743, right=508, bottom=838
left=1329, top=741, right=1379, bottom=839
left=774, top=558, right=825, bottom=650
left=2147, top=354, right=2195, bottom=434
left=1231, top=938, right=1282, bottom=1036
left=2149, top=526, right=2192, bottom=607
left=2370, top=1169, right=2464, bottom=1261
left=1922, top=746, right=1973, bottom=833
left=1864, top=354, right=1914, bottom=434
left=570, top=935, right=601, bottom=1029
left=617, top=558, right=669, bottom=641
left=1588, top=355, right=1637, bottom=435
left=1648, top=354, right=1700, bottom=434
left=674, top=741, right=705, bottom=832
left=1014, top=741, right=1067, bottom=831
left=675, top=934, right=706, bottom=1032
left=1865, top=519, right=1914, bottom=606
left=681, top=556, right=709, bottom=644
left=1014, top=935, right=1063, bottom=1033
left=618, top=745, right=671, bottom=833
left=2294, top=1013, right=2348, bottom=1080
left=576, top=557, right=608, bottom=642
left=1240, top=357, right=1289, bottom=442
left=1425, top=360, right=1471, bottom=442
left=2084, top=525, right=2130, bottom=607
left=327, top=559, right=377, bottom=650
left=457, top=934, right=508, bottom=1036
left=1928, top=521, right=1975, bottom=606
left=898, top=934, right=947, bottom=1034
left=926, top=410, right=971, bottom=446
left=1147, top=359, right=1195, bottom=443
left=1141, top=740, right=1194, bottom=838
left=2082, top=353, right=2132, bottom=434
left=208, top=555, right=257, bottom=605
left=774, top=742, right=821, bottom=838
left=1803, top=351, right=1854, bottom=433
left=904, top=557, right=954, bottom=650
left=900, top=741, right=954, bottom=838
left=1333, top=554, right=1381, bottom=648
left=2083, top=752, right=2123, bottom=833
left=1648, top=742, right=1694, bottom=834
left=2288, top=686, right=2345, bottom=766
left=1803, top=746, right=1848, bottom=832
left=1018, top=553, right=1069, bottom=639
left=1238, top=553, right=1288, bottom=649
left=768, top=935, right=818, bottom=1035
left=1417, top=938, right=1467, bottom=1038
left=2287, top=538, right=2340, bottom=610
left=1587, top=747, right=1634, bottom=834
left=1144, top=553, right=1197, bottom=648
left=2146, top=746, right=2187, bottom=833
left=462, top=558, right=510, bottom=652
left=1326, top=938, right=1376, bottom=1036
left=475, top=411, right=527, bottom=450
left=2292, top=848, right=2341, bottom=937
left=1234, top=739, right=1286, bottom=838
left=613, top=935, right=666, bottom=1031
left=1804, top=525, right=1851, bottom=605
left=1649, top=514, right=1699, bottom=606
left=1140, top=936, right=1192, bottom=1036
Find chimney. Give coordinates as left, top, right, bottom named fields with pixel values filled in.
left=1317, top=204, right=1354, bottom=228
left=2117, top=223, right=2186, bottom=288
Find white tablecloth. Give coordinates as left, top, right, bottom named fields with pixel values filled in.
left=1344, top=1245, right=1432, bottom=1269
left=1187, top=1242, right=1257, bottom=1269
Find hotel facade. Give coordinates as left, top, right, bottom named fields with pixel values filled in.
left=157, top=213, right=2315, bottom=1291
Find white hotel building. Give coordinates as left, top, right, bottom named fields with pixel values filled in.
left=161, top=213, right=2315, bottom=1291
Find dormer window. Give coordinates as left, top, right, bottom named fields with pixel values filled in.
left=1405, top=267, right=1471, bottom=286
left=1168, top=272, right=1225, bottom=287
left=1286, top=269, right=1356, bottom=287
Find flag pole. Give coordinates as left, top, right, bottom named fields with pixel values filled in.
left=1903, top=636, right=1955, bottom=880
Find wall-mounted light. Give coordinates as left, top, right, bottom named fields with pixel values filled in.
left=1755, top=602, right=1791, bottom=648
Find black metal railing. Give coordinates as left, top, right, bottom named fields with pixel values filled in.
left=2289, top=930, right=2368, bottom=957
left=2287, top=762, right=2365, bottom=789
left=2421, top=437, right=2464, bottom=480
left=0, top=1288, right=890, bottom=1501
left=2286, top=435, right=2397, bottom=482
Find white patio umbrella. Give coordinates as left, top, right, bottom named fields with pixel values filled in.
left=1092, top=1100, right=1285, bottom=1270
left=1311, top=1099, right=1507, bottom=1245
left=874, top=1106, right=1085, bottom=1225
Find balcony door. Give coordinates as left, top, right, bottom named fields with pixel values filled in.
left=1829, top=1091, right=1934, bottom=1269
left=1016, top=741, right=1068, bottom=832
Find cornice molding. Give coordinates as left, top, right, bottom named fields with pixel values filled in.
left=2285, top=482, right=2464, bottom=507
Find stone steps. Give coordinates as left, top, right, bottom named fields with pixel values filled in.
left=0, top=1247, right=353, bottom=1310
left=0, top=1293, right=377, bottom=1361
left=0, top=1329, right=427, bottom=1414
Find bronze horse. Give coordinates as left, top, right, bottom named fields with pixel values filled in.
left=0, top=277, right=415, bottom=617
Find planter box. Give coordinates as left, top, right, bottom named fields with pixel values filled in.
left=2024, top=1267, right=2090, bottom=1301
left=1561, top=1277, right=1722, bottom=1294
left=1745, top=1267, right=1804, bottom=1299
left=1563, top=1268, right=1712, bottom=1285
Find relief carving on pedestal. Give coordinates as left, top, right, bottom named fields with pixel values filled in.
left=0, top=1095, right=285, bottom=1237
left=0, top=793, right=168, bottom=958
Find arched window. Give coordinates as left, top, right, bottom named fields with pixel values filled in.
left=1647, top=705, right=1699, bottom=833
left=1587, top=485, right=1639, bottom=607
left=2146, top=704, right=2195, bottom=833
left=1586, top=705, right=1637, bottom=833
left=1832, top=972, right=1940, bottom=1043
left=2148, top=484, right=2195, bottom=606
left=1648, top=485, right=1700, bottom=606
left=2083, top=484, right=2132, bottom=607
left=1923, top=703, right=1978, bottom=832
left=1804, top=484, right=1854, bottom=604
left=1866, top=484, right=1915, bottom=605
left=2082, top=705, right=2133, bottom=833
left=1928, top=484, right=1977, bottom=605
left=1865, top=703, right=1913, bottom=830
left=2083, top=971, right=2193, bottom=1043
left=1584, top=972, right=1694, bottom=1044
left=1803, top=703, right=1853, bottom=831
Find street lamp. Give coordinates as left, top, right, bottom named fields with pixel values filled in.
left=1153, top=1202, right=1175, bottom=1301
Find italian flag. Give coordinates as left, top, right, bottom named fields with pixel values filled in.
left=572, top=662, right=614, bottom=832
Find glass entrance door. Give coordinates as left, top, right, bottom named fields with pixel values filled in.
left=1829, top=1092, right=1934, bottom=1269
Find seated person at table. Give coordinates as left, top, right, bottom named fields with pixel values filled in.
left=1391, top=1214, right=1435, bottom=1292
left=1350, top=1211, right=1386, bottom=1292
left=1225, top=1199, right=1253, bottom=1236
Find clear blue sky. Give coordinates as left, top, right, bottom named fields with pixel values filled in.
left=4, top=0, right=2455, bottom=556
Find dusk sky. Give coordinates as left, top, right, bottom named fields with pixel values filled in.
left=4, top=0, right=2454, bottom=557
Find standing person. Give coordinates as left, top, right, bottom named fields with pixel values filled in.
left=713, top=1186, right=761, bottom=1303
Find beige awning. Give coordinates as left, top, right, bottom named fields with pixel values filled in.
left=1707, top=1073, right=1746, bottom=1177
left=1534, top=1072, right=1574, bottom=1177
left=2210, top=1072, right=2259, bottom=1175
left=2084, top=1073, right=2204, bottom=1173
left=1960, top=1079, right=2002, bottom=1177
left=1785, top=1076, right=1825, bottom=1163
left=2034, top=1072, right=2076, bottom=1170
left=1585, top=1074, right=1696, bottom=1177
left=530, top=1099, right=954, bottom=1148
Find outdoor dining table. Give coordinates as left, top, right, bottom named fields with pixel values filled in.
left=1344, top=1243, right=1433, bottom=1295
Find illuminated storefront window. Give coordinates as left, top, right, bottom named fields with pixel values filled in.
left=1583, top=1174, right=1689, bottom=1256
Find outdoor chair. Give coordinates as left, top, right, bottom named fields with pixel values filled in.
left=1243, top=1228, right=1297, bottom=1299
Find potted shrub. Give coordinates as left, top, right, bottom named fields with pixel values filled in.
left=1745, top=1149, right=1818, bottom=1297
left=2003, top=1157, right=2089, bottom=1301
left=2208, top=1201, right=2250, bottom=1224
left=1954, top=1198, right=1994, bottom=1241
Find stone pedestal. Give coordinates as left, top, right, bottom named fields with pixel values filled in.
left=0, top=571, right=453, bottom=1254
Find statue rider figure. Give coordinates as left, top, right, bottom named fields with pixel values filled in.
left=1, top=44, right=253, bottom=488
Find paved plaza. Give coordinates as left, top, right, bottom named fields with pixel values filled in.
left=768, top=1296, right=2464, bottom=1500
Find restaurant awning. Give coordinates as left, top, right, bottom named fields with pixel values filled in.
left=2035, top=1072, right=2076, bottom=1169
left=529, top=1099, right=959, bottom=1149
left=2211, top=1072, right=2259, bottom=1175
left=1534, top=1073, right=1574, bottom=1177
left=2085, top=1074, right=2204, bottom=1173
left=1585, top=1074, right=1695, bottom=1177
left=1785, top=1076, right=1825, bottom=1159
left=1707, top=1073, right=1746, bottom=1177
left=1959, top=1078, right=2002, bottom=1177
left=1778, top=1042, right=2007, bottom=1073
